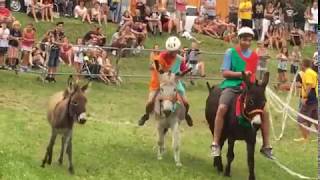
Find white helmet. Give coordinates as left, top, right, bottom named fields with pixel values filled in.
left=165, top=36, right=181, bottom=51
left=238, top=27, right=254, bottom=37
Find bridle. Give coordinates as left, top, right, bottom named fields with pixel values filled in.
left=240, top=91, right=265, bottom=121
left=158, top=85, right=178, bottom=116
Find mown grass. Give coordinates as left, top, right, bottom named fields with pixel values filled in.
left=0, top=13, right=317, bottom=180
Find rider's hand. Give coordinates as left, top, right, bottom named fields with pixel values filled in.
left=159, top=69, right=164, bottom=74
left=245, top=71, right=252, bottom=76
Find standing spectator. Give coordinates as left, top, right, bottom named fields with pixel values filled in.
left=98, top=0, right=109, bottom=20
left=276, top=46, right=289, bottom=83
left=283, top=1, right=297, bottom=39
left=166, top=0, right=177, bottom=35
left=312, top=51, right=318, bottom=72
left=74, top=0, right=92, bottom=24
left=239, top=0, right=253, bottom=28
left=30, top=0, right=41, bottom=22
left=176, top=0, right=187, bottom=34
left=295, top=59, right=318, bottom=142
left=110, top=0, right=121, bottom=23
left=46, top=22, right=65, bottom=82
left=255, top=40, right=270, bottom=81
left=73, top=38, right=84, bottom=80
left=228, top=0, right=239, bottom=28
left=304, top=6, right=312, bottom=43
left=203, top=0, right=216, bottom=20
left=21, top=23, right=36, bottom=71
left=289, top=46, right=302, bottom=76
left=59, top=0, right=75, bottom=17
left=252, top=0, right=265, bottom=40
left=7, top=21, right=22, bottom=70
left=309, top=1, right=318, bottom=43
left=0, top=22, right=9, bottom=69
left=260, top=2, right=274, bottom=41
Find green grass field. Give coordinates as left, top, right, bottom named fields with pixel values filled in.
left=0, top=13, right=317, bottom=180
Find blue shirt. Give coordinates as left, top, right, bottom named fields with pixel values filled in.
left=221, top=48, right=252, bottom=71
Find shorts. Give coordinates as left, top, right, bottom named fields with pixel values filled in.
left=0, top=47, right=8, bottom=55
left=188, top=63, right=199, bottom=75
left=47, top=47, right=60, bottom=67
left=285, top=22, right=294, bottom=32
left=309, top=24, right=317, bottom=33
left=254, top=18, right=263, bottom=30
left=219, top=87, right=241, bottom=106
left=241, top=19, right=252, bottom=28
left=167, top=12, right=176, bottom=19
left=21, top=45, right=33, bottom=52
left=175, top=11, right=186, bottom=21
left=290, top=64, right=298, bottom=74
left=304, top=22, right=311, bottom=31
left=207, top=15, right=216, bottom=20
left=297, top=103, right=318, bottom=127
left=278, top=69, right=287, bottom=73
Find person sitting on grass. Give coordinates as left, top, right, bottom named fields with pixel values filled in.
left=91, top=2, right=107, bottom=26
left=74, top=0, right=92, bottom=24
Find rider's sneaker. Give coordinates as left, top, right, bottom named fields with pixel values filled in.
left=211, top=144, right=221, bottom=157
left=138, top=114, right=149, bottom=126
left=260, top=147, right=275, bottom=160
left=185, top=114, right=193, bottom=127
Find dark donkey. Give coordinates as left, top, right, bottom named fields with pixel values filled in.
left=205, top=72, right=269, bottom=180
left=41, top=76, right=90, bottom=174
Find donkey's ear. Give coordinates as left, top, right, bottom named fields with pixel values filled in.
left=81, top=81, right=91, bottom=93
left=67, top=75, right=75, bottom=92
left=261, top=72, right=269, bottom=87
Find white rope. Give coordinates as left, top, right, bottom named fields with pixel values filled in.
left=266, top=87, right=318, bottom=124
left=271, top=158, right=317, bottom=180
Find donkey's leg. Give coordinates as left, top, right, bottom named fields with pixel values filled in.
left=157, top=124, right=165, bottom=160
left=58, top=135, right=66, bottom=165
left=66, top=133, right=74, bottom=174
left=224, top=139, right=235, bottom=177
left=41, top=130, right=57, bottom=167
left=247, top=142, right=256, bottom=180
left=172, top=122, right=181, bottom=167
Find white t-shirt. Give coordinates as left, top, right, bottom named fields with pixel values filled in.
left=74, top=6, right=87, bottom=18
left=311, top=7, right=318, bottom=23
left=98, top=0, right=108, bottom=4
left=0, top=28, right=10, bottom=47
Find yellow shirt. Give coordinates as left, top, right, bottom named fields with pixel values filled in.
left=239, top=1, right=252, bottom=20
left=301, top=68, right=318, bottom=98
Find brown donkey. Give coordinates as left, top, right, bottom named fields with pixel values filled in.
left=41, top=76, right=90, bottom=174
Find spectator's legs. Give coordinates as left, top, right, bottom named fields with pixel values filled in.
left=260, top=19, right=270, bottom=41
left=198, top=62, right=205, bottom=77
left=22, top=50, right=30, bottom=67
left=168, top=19, right=173, bottom=34
left=32, top=6, right=39, bottom=22
left=67, top=1, right=74, bottom=16
left=148, top=21, right=154, bottom=33
left=97, top=14, right=102, bottom=26
left=49, top=5, right=54, bottom=22
left=41, top=6, right=45, bottom=21
left=157, top=20, right=162, bottom=34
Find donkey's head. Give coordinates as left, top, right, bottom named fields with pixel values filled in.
left=158, top=71, right=178, bottom=117
left=64, top=76, right=90, bottom=124
left=241, top=72, right=269, bottom=126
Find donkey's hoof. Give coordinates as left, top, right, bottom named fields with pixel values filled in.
left=224, top=172, right=231, bottom=177
left=40, top=163, right=45, bottom=168
left=68, top=167, right=75, bottom=174
left=58, top=159, right=63, bottom=165
left=248, top=175, right=255, bottom=180
left=176, top=162, right=182, bottom=167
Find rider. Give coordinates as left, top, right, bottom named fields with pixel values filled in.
left=211, top=27, right=274, bottom=159
left=138, top=36, right=193, bottom=127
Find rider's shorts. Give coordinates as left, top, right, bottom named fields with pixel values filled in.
left=219, top=87, right=241, bottom=106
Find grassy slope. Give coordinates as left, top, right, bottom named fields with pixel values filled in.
left=0, top=13, right=317, bottom=180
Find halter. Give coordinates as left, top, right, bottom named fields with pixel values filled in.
left=240, top=92, right=265, bottom=121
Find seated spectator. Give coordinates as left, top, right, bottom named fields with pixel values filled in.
left=289, top=27, right=304, bottom=48
left=60, top=37, right=73, bottom=66
left=120, top=10, right=133, bottom=27
left=0, top=7, right=14, bottom=24
left=30, top=0, right=42, bottom=22
left=223, top=24, right=236, bottom=43
left=193, top=17, right=205, bottom=33
left=111, top=25, right=136, bottom=53
left=7, top=20, right=22, bottom=70
left=131, top=21, right=147, bottom=49
left=83, top=26, right=106, bottom=46
left=145, top=5, right=162, bottom=35
left=98, top=0, right=109, bottom=19
left=99, top=50, right=121, bottom=84
left=91, top=2, right=107, bottom=26
left=31, top=46, right=45, bottom=69
left=160, top=11, right=174, bottom=34
left=41, top=0, right=54, bottom=22
left=74, top=0, right=92, bottom=24
left=203, top=20, right=220, bottom=39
